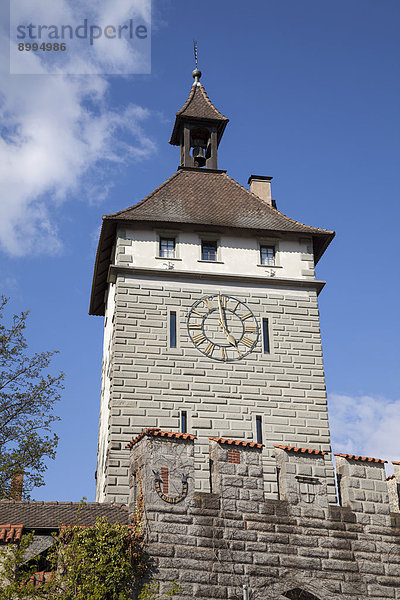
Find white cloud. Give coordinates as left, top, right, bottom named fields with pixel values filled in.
left=0, top=0, right=156, bottom=257
left=328, top=393, right=400, bottom=467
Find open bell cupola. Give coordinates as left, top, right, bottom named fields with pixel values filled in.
left=169, top=68, right=229, bottom=169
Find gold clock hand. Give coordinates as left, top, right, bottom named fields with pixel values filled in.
left=226, top=333, right=242, bottom=355
left=218, top=295, right=229, bottom=333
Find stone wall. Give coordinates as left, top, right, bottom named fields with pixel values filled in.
left=99, top=272, right=335, bottom=504
left=129, top=430, right=400, bottom=600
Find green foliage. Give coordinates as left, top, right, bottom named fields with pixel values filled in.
left=0, top=517, right=150, bottom=599
left=0, top=514, right=182, bottom=600
left=46, top=516, right=148, bottom=599
left=139, top=581, right=182, bottom=600
left=0, top=296, right=64, bottom=499
left=0, top=531, right=43, bottom=599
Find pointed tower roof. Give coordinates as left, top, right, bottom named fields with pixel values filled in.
left=169, top=72, right=229, bottom=146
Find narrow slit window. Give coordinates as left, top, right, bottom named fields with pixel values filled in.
left=181, top=411, right=187, bottom=434
left=169, top=311, right=177, bottom=348
left=201, top=240, right=217, bottom=261
left=256, top=415, right=263, bottom=444
left=160, top=237, right=175, bottom=258
left=262, top=318, right=270, bottom=354
left=260, top=245, right=275, bottom=266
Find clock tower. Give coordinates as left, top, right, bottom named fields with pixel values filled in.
left=90, top=68, right=336, bottom=504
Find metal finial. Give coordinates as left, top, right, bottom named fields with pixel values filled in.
left=192, top=40, right=202, bottom=84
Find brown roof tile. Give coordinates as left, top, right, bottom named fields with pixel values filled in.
left=209, top=437, right=263, bottom=449
left=0, top=501, right=129, bottom=529
left=176, top=83, right=228, bottom=121
left=108, top=169, right=332, bottom=236
left=274, top=445, right=327, bottom=456
left=169, top=83, right=229, bottom=146
left=334, top=453, right=387, bottom=464
left=0, top=524, right=23, bottom=543
left=126, top=428, right=196, bottom=449
left=392, top=461, right=400, bottom=465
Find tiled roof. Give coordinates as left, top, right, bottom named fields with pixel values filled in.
left=209, top=437, right=263, bottom=449
left=169, top=83, right=229, bottom=146
left=274, top=445, right=327, bottom=456
left=176, top=83, right=228, bottom=121
left=89, top=168, right=334, bottom=315
left=126, top=428, right=196, bottom=449
left=0, top=501, right=129, bottom=529
left=392, top=461, right=400, bottom=465
left=334, top=453, right=387, bottom=464
left=108, top=169, right=332, bottom=236
left=0, top=524, right=23, bottom=543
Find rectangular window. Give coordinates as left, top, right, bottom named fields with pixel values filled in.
left=262, top=318, right=270, bottom=354
left=181, top=411, right=187, bottom=434
left=201, top=240, right=217, bottom=261
left=256, top=415, right=263, bottom=444
left=159, top=237, right=175, bottom=258
left=169, top=311, right=177, bottom=348
left=260, top=245, right=275, bottom=266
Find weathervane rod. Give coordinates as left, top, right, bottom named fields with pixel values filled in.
left=192, top=40, right=202, bottom=84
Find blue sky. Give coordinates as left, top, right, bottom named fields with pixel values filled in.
left=1, top=0, right=399, bottom=501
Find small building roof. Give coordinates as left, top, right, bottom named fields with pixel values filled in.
left=89, top=167, right=334, bottom=315
left=0, top=501, right=129, bottom=530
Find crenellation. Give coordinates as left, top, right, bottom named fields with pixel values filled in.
left=123, top=432, right=400, bottom=599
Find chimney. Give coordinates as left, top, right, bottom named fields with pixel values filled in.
left=10, top=473, right=23, bottom=501
left=248, top=175, right=273, bottom=207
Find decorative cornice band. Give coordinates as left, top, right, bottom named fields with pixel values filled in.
left=108, top=264, right=326, bottom=294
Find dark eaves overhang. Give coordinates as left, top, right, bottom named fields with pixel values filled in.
left=89, top=218, right=334, bottom=317
left=169, top=115, right=229, bottom=147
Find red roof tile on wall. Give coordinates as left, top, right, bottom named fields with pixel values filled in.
left=274, top=445, right=327, bottom=456
left=209, top=437, right=263, bottom=449
left=28, top=571, right=53, bottom=587
left=126, top=428, right=196, bottom=449
left=0, top=524, right=23, bottom=543
left=334, top=453, right=387, bottom=464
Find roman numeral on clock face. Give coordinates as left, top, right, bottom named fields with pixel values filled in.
left=220, top=346, right=227, bottom=360
left=191, top=309, right=204, bottom=318
left=218, top=295, right=227, bottom=308
left=244, top=325, right=257, bottom=333
left=202, top=298, right=213, bottom=310
left=188, top=323, right=202, bottom=330
left=241, top=335, right=254, bottom=348
left=204, top=342, right=215, bottom=357
left=240, top=312, right=253, bottom=321
left=192, top=332, right=206, bottom=345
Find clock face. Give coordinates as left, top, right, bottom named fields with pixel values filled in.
left=187, top=294, right=259, bottom=361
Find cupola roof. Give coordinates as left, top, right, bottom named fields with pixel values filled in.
left=169, top=79, right=229, bottom=147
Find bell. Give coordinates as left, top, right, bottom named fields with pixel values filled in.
left=192, top=145, right=206, bottom=167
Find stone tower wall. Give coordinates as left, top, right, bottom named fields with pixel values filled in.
left=98, top=271, right=335, bottom=504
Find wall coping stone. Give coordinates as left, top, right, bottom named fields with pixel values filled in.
left=126, top=428, right=196, bottom=449
left=274, top=445, right=327, bottom=456
left=334, top=453, right=387, bottom=464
